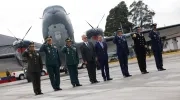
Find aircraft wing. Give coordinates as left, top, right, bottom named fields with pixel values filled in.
left=0, top=45, right=15, bottom=59
left=104, top=24, right=180, bottom=53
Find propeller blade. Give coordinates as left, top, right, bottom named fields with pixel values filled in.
left=7, top=29, right=19, bottom=41
left=97, top=14, right=105, bottom=28
left=22, top=26, right=32, bottom=41
left=85, top=21, right=96, bottom=31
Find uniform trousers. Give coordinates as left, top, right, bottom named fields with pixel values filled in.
left=30, top=72, right=41, bottom=94
left=67, top=65, right=80, bottom=85
left=153, top=50, right=163, bottom=69
left=135, top=47, right=147, bottom=72
left=118, top=53, right=130, bottom=76
left=86, top=60, right=97, bottom=83
left=46, top=65, right=60, bottom=89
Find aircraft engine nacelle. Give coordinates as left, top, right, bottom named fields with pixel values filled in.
left=86, top=28, right=104, bottom=45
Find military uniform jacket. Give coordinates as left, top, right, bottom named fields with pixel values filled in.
left=148, top=30, right=163, bottom=52
left=61, top=45, right=79, bottom=65
left=39, top=44, right=61, bottom=66
left=22, top=50, right=43, bottom=72
left=132, top=33, right=147, bottom=51
left=113, top=35, right=129, bottom=55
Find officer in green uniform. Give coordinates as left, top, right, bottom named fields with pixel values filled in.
left=39, top=36, right=62, bottom=91
left=22, top=42, right=43, bottom=95
left=61, top=38, right=82, bottom=87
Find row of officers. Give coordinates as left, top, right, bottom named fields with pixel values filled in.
left=22, top=23, right=166, bottom=95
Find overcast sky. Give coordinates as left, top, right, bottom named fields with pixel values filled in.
left=0, top=0, right=179, bottom=43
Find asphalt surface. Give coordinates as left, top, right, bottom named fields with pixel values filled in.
left=0, top=53, right=180, bottom=100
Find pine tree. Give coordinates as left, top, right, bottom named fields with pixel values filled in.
left=129, top=0, right=155, bottom=29
left=104, top=1, right=133, bottom=36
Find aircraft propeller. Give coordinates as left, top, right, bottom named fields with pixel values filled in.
left=85, top=14, right=105, bottom=31
left=97, top=14, right=105, bottom=28
left=7, top=26, right=32, bottom=67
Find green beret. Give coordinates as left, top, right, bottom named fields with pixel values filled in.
left=65, top=37, right=72, bottom=42
left=45, top=36, right=52, bottom=41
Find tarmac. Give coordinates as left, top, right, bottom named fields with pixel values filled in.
left=0, top=52, right=180, bottom=100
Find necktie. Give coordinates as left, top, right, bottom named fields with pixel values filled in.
left=100, top=42, right=103, bottom=48
left=86, top=42, right=89, bottom=47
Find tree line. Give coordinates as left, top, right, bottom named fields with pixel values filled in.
left=104, top=0, right=155, bottom=36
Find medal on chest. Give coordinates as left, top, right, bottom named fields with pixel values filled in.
left=47, top=47, right=50, bottom=53
left=29, top=53, right=32, bottom=58
left=73, top=47, right=76, bottom=51
left=36, top=53, right=39, bottom=56
left=67, top=48, right=69, bottom=54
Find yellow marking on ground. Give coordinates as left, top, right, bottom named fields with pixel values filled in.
left=0, top=72, right=6, bottom=77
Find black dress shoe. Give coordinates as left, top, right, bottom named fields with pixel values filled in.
left=142, top=72, right=149, bottom=74
left=54, top=88, right=62, bottom=91
left=107, top=78, right=113, bottom=81
left=94, top=80, right=100, bottom=83
left=76, top=84, right=82, bottom=87
left=35, top=92, right=43, bottom=95
left=103, top=78, right=107, bottom=81
left=158, top=68, right=166, bottom=71
left=124, top=75, right=132, bottom=78
left=72, top=84, right=76, bottom=88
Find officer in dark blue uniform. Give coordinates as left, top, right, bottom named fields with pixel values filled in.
left=132, top=26, right=149, bottom=74
left=39, top=36, right=62, bottom=91
left=149, top=23, right=166, bottom=71
left=113, top=28, right=132, bottom=78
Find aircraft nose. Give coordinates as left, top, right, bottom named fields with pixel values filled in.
left=51, top=7, right=59, bottom=14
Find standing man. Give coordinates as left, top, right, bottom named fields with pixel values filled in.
left=149, top=23, right=166, bottom=71
left=39, top=36, right=62, bottom=91
left=80, top=35, right=99, bottom=84
left=113, top=28, right=132, bottom=78
left=61, top=38, right=82, bottom=87
left=132, top=26, right=149, bottom=74
left=95, top=35, right=113, bottom=81
left=22, top=42, right=43, bottom=95
left=6, top=68, right=11, bottom=82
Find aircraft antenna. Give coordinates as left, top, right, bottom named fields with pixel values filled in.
left=97, top=14, right=105, bottom=28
